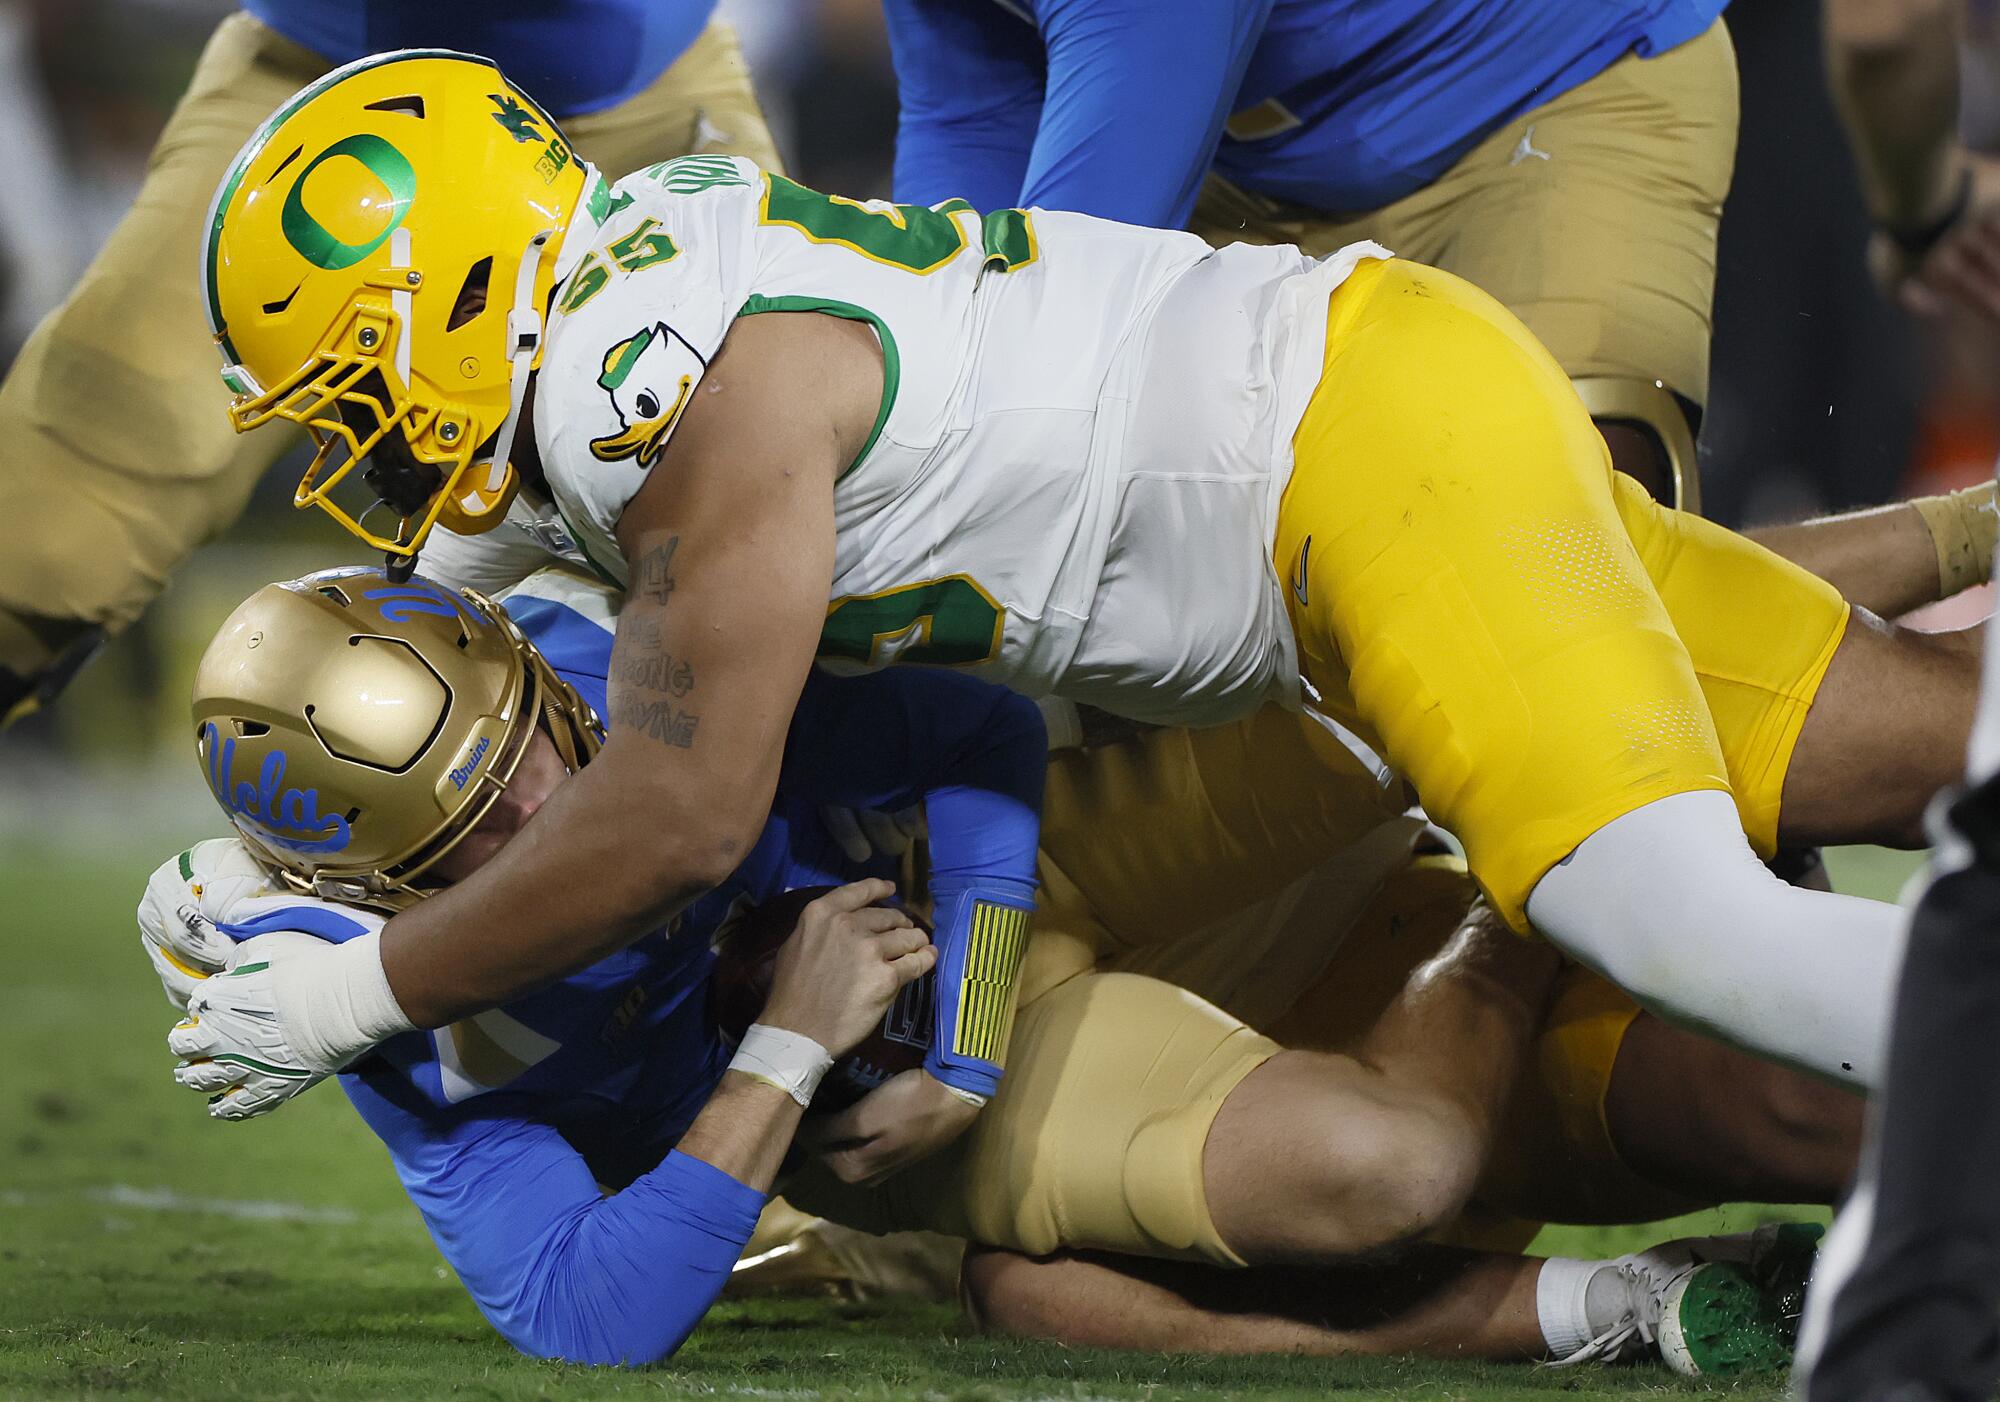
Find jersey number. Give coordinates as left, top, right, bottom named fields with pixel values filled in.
left=557, top=217, right=680, bottom=315
left=760, top=175, right=1037, bottom=277
left=820, top=576, right=1002, bottom=667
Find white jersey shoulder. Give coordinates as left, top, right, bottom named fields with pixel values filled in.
left=534, top=154, right=1383, bottom=724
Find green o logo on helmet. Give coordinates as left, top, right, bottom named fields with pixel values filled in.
left=279, top=134, right=416, bottom=270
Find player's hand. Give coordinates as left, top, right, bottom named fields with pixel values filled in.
left=806, top=1069, right=983, bottom=1186
left=817, top=805, right=924, bottom=864
left=758, top=879, right=935, bottom=1055
left=137, top=838, right=288, bottom=1010
left=1875, top=153, right=2000, bottom=328
left=167, top=931, right=332, bottom=1120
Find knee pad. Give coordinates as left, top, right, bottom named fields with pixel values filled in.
left=1572, top=376, right=1703, bottom=516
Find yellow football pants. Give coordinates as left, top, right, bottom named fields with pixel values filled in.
left=1275, top=257, right=1849, bottom=931
left=0, top=12, right=779, bottom=680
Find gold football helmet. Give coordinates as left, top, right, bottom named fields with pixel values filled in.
left=192, top=567, right=599, bottom=907
left=202, top=50, right=590, bottom=561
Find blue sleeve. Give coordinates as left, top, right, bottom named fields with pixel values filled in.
left=884, top=0, right=1046, bottom=211
left=1019, top=0, right=1275, bottom=228
left=500, top=593, right=614, bottom=717
left=342, top=1076, right=763, bottom=1366
left=780, top=670, right=1043, bottom=1097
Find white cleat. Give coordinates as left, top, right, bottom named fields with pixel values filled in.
left=1552, top=1223, right=1822, bottom=1376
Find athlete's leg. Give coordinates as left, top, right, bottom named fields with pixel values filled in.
left=1194, top=25, right=1736, bottom=511
left=560, top=18, right=782, bottom=177
left=1604, top=1012, right=1861, bottom=1206
left=1201, top=905, right=1560, bottom=1262
left=1783, top=612, right=1977, bottom=847
left=963, top=1244, right=1545, bottom=1359
left=0, top=18, right=780, bottom=727
left=1609, top=471, right=1976, bottom=851
left=0, top=13, right=320, bottom=724
left=1280, top=256, right=1912, bottom=1086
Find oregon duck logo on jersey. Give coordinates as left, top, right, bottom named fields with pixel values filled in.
left=589, top=323, right=701, bottom=470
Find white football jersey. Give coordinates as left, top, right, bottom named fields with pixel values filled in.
left=535, top=155, right=1385, bottom=725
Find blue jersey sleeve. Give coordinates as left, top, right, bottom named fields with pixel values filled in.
left=1023, top=0, right=1275, bottom=228
left=781, top=670, right=1044, bottom=1098
left=885, top=0, right=1046, bottom=211
left=889, top=0, right=1275, bottom=229
left=343, top=1074, right=763, bottom=1366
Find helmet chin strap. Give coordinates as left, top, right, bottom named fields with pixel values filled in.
left=386, top=229, right=552, bottom=582
left=477, top=228, right=555, bottom=500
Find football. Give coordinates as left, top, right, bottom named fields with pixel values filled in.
left=710, top=885, right=934, bottom=1111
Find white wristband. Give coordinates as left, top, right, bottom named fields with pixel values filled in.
left=277, top=929, right=419, bottom=1072
left=729, top=1023, right=835, bottom=1107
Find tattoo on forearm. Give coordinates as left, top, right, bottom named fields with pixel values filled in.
left=636, top=538, right=679, bottom=605
left=612, top=653, right=696, bottom=697
left=612, top=536, right=700, bottom=747
left=611, top=697, right=701, bottom=748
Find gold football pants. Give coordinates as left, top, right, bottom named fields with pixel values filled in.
left=1191, top=21, right=1736, bottom=408
left=0, top=12, right=779, bottom=679
left=787, top=713, right=1698, bottom=1266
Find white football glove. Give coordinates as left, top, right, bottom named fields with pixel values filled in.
left=818, top=804, right=926, bottom=865
left=140, top=838, right=414, bottom=1121
left=166, top=918, right=412, bottom=1122
left=167, top=931, right=332, bottom=1119
left=137, top=838, right=290, bottom=1010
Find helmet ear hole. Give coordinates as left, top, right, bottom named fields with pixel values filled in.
left=361, top=94, right=425, bottom=119
left=448, top=257, right=493, bottom=332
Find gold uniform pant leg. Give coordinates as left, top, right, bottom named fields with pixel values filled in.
left=1610, top=472, right=1851, bottom=855
left=1037, top=706, right=1405, bottom=959
left=1276, top=257, right=1735, bottom=931
left=786, top=971, right=1277, bottom=1268
left=0, top=16, right=781, bottom=684
left=0, top=13, right=321, bottom=672
left=561, top=19, right=782, bottom=177
left=1193, top=24, right=1736, bottom=407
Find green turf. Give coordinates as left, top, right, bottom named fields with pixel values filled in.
left=0, top=843, right=1924, bottom=1399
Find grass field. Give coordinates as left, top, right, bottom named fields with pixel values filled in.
left=0, top=841, right=1921, bottom=1401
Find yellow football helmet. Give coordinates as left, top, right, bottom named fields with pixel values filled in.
left=192, top=567, right=600, bottom=907
left=202, top=50, right=590, bottom=561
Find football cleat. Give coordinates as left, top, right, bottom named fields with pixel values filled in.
left=1553, top=1222, right=1822, bottom=1375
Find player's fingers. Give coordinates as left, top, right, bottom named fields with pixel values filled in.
left=167, top=1016, right=219, bottom=1060
left=810, top=878, right=897, bottom=916
left=818, top=806, right=875, bottom=865
left=845, top=905, right=916, bottom=936
left=209, top=1073, right=310, bottom=1122
left=174, top=1058, right=242, bottom=1094
left=865, top=925, right=930, bottom=961
left=886, top=945, right=938, bottom=986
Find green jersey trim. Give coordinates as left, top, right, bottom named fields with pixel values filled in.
left=734, top=294, right=899, bottom=481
